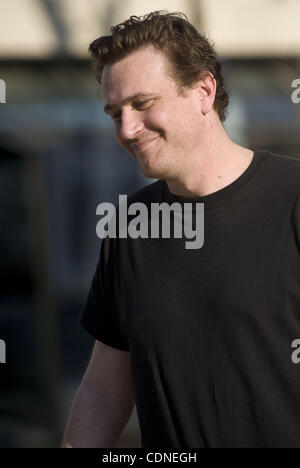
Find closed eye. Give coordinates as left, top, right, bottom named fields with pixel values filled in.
left=110, top=100, right=153, bottom=121
left=134, top=100, right=152, bottom=110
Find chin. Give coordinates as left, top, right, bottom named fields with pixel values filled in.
left=138, top=161, right=167, bottom=180
left=135, top=148, right=173, bottom=180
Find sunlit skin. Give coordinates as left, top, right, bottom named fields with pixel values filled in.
left=102, top=46, right=253, bottom=198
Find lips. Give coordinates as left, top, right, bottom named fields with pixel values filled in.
left=130, top=135, right=160, bottom=153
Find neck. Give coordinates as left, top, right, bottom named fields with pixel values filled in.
left=166, top=116, right=254, bottom=198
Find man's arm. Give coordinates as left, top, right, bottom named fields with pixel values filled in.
left=62, top=339, right=135, bottom=448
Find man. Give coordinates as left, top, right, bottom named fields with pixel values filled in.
left=63, top=11, right=300, bottom=448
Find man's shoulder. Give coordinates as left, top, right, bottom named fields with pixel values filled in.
left=261, top=149, right=300, bottom=190
left=265, top=150, right=300, bottom=173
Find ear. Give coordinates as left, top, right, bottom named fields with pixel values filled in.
left=194, top=71, right=217, bottom=116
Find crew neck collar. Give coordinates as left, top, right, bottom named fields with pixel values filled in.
left=162, top=149, right=269, bottom=210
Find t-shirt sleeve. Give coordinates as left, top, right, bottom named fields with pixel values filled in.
left=80, top=237, right=129, bottom=351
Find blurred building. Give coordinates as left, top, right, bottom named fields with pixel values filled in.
left=1, top=0, right=300, bottom=58
left=0, top=0, right=300, bottom=448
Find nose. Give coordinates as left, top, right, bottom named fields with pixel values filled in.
left=118, top=108, right=144, bottom=142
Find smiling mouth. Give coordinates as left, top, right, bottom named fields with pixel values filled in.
left=130, top=135, right=160, bottom=153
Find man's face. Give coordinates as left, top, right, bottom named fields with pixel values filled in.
left=102, top=46, right=205, bottom=179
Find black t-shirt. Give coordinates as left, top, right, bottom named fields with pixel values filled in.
left=80, top=149, right=300, bottom=448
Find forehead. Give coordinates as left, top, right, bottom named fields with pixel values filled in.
left=102, top=47, right=177, bottom=105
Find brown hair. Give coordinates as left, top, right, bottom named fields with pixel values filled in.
left=89, top=11, right=229, bottom=122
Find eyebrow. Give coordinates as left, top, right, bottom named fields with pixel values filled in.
left=104, top=93, right=156, bottom=114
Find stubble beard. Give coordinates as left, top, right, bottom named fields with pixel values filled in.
left=135, top=143, right=175, bottom=180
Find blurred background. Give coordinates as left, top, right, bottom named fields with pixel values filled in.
left=0, top=0, right=300, bottom=448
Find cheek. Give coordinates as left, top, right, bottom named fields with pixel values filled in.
left=144, top=105, right=170, bottom=134
left=158, top=101, right=192, bottom=135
